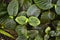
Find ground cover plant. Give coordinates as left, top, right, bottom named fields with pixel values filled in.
left=0, top=0, right=60, bottom=40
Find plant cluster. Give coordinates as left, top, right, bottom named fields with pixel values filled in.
left=0, top=0, right=60, bottom=40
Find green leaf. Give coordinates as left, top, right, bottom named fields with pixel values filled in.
left=34, top=0, right=53, bottom=10
left=15, top=16, right=28, bottom=25
left=18, top=11, right=27, bottom=16
left=49, top=31, right=56, bottom=37
left=57, top=21, right=60, bottom=31
left=4, top=18, right=16, bottom=30
left=22, top=0, right=32, bottom=11
left=18, top=0, right=25, bottom=7
left=7, top=0, right=19, bottom=16
left=27, top=5, right=40, bottom=17
left=0, top=11, right=7, bottom=17
left=15, top=25, right=27, bottom=36
left=34, top=35, right=43, bottom=40
left=40, top=11, right=55, bottom=24
left=56, top=31, right=60, bottom=40
left=0, top=14, right=9, bottom=24
left=0, top=29, right=14, bottom=39
left=55, top=0, right=60, bottom=15
left=18, top=0, right=32, bottom=10
left=44, top=34, right=49, bottom=40
left=45, top=27, right=51, bottom=34
left=28, top=16, right=40, bottom=27
left=48, top=11, right=55, bottom=20
left=0, top=2, right=7, bottom=11
left=28, top=30, right=38, bottom=39
left=16, top=35, right=27, bottom=40
left=52, top=20, right=59, bottom=27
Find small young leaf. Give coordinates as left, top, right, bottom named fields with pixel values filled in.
left=27, top=5, right=40, bottom=17
left=7, top=0, right=19, bottom=16
left=15, top=16, right=28, bottom=25
left=28, top=16, right=40, bottom=27
left=45, top=27, right=51, bottom=34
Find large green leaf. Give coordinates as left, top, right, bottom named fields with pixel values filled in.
left=15, top=16, right=28, bottom=25
left=34, top=0, right=53, bottom=10
left=28, top=16, right=40, bottom=27
left=55, top=0, right=60, bottom=15
left=27, top=5, right=40, bottom=17
left=0, top=29, right=14, bottom=39
left=7, top=0, right=19, bottom=16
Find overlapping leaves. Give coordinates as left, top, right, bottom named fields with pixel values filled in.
left=0, top=0, right=60, bottom=40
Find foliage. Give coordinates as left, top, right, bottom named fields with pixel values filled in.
left=0, top=0, right=60, bottom=40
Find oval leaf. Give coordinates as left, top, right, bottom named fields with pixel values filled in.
left=7, top=0, right=19, bottom=16
left=28, top=16, right=40, bottom=27
left=27, top=5, right=40, bottom=17
left=15, top=16, right=28, bottom=25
